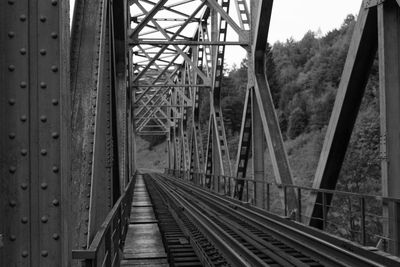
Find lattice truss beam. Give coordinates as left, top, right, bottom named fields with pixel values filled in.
left=132, top=0, right=400, bottom=256
left=129, top=0, right=249, bottom=177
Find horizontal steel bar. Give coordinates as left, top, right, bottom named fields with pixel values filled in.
left=133, top=84, right=209, bottom=87
left=137, top=132, right=168, bottom=135
left=130, top=40, right=249, bottom=46
left=134, top=105, right=191, bottom=107
left=135, top=117, right=182, bottom=119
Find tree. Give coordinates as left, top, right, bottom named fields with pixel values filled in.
left=287, top=107, right=308, bottom=139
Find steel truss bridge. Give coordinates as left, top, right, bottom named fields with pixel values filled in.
left=1, top=0, right=400, bottom=266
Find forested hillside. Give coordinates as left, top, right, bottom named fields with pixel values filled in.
left=205, top=14, right=381, bottom=195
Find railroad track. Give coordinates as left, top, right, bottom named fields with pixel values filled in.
left=146, top=173, right=400, bottom=267
left=145, top=174, right=228, bottom=267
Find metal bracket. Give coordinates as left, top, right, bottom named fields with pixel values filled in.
left=364, top=0, right=386, bottom=8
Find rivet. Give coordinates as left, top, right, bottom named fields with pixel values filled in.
left=8, top=98, right=15, bottom=105
left=86, top=194, right=90, bottom=198
left=41, top=183, right=48, bottom=189
left=40, top=49, right=46, bottom=55
left=21, top=251, right=28, bottom=258
left=51, top=0, right=58, bottom=6
left=52, top=99, right=59, bottom=106
left=20, top=48, right=27, bottom=55
left=9, top=166, right=16, bottom=173
left=8, top=65, right=15, bottom=71
left=9, top=200, right=17, bottom=207
left=51, top=65, right=58, bottom=72
left=21, top=149, right=28, bottom=156
left=85, top=205, right=89, bottom=210
left=52, top=199, right=59, bottom=206
left=41, top=216, right=48, bottom=223
left=9, top=235, right=16, bottom=241
left=40, top=149, right=47, bottom=155
left=21, top=217, right=28, bottom=224
left=8, top=31, right=15, bottom=38
left=81, top=245, right=87, bottom=249
left=40, top=116, right=47, bottom=122
left=52, top=233, right=59, bottom=240
left=21, top=183, right=28, bottom=190
left=52, top=132, right=59, bottom=139
left=41, top=250, right=48, bottom=257
left=40, top=82, right=47, bottom=89
left=20, top=15, right=27, bottom=21
left=20, top=82, right=27, bottom=88
left=9, top=132, right=16, bottom=139
left=52, top=166, right=59, bottom=173
left=51, top=32, right=58, bottom=39
left=40, top=16, right=46, bottom=22
left=20, top=115, right=27, bottom=122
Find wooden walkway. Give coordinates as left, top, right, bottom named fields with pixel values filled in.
left=121, top=175, right=169, bottom=266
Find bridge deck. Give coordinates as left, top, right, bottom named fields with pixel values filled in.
left=121, top=175, right=168, bottom=266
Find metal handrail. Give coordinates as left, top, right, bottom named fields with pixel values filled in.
left=167, top=169, right=400, bottom=202
left=72, top=175, right=136, bottom=267
left=166, top=168, right=398, bottom=250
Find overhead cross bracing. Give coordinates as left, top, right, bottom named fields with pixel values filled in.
left=132, top=0, right=400, bottom=258
left=130, top=0, right=250, bottom=179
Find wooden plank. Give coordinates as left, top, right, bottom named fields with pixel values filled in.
left=306, top=5, right=378, bottom=228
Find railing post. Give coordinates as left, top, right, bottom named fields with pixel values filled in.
left=246, top=181, right=249, bottom=202
left=322, top=191, right=327, bottom=230
left=223, top=176, right=226, bottom=195
left=360, top=197, right=366, bottom=246
left=267, top=183, right=270, bottom=211
left=297, top=187, right=302, bottom=222
left=262, top=182, right=265, bottom=209
left=284, top=186, right=287, bottom=217
left=228, top=177, right=232, bottom=197
left=85, top=259, right=95, bottom=267
left=105, top=228, right=112, bottom=267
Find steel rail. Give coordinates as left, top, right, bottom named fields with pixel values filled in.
left=154, top=174, right=317, bottom=267
left=145, top=174, right=216, bottom=267
left=149, top=174, right=268, bottom=267
left=182, top=192, right=310, bottom=267
left=161, top=174, right=400, bottom=267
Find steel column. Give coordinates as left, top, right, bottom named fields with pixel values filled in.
left=0, top=0, right=70, bottom=266
left=378, top=0, right=400, bottom=255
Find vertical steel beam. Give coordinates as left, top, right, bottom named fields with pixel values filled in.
left=112, top=0, right=129, bottom=190
left=250, top=0, right=264, bottom=207
left=378, top=0, right=400, bottom=255
left=0, top=0, right=70, bottom=266
left=88, top=0, right=114, bottom=243
left=252, top=90, right=265, bottom=207
left=234, top=89, right=252, bottom=199
left=306, top=5, right=378, bottom=229
left=252, top=0, right=297, bottom=212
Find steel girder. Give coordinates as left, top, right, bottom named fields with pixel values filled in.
left=129, top=0, right=247, bottom=180
left=70, top=0, right=130, bottom=260
left=231, top=1, right=297, bottom=212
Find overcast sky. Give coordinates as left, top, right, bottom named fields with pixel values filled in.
left=69, top=0, right=362, bottom=67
